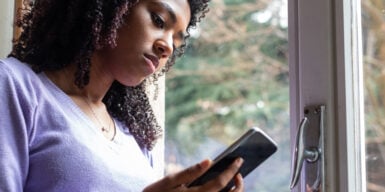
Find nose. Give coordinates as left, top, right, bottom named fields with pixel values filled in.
left=154, top=34, right=173, bottom=59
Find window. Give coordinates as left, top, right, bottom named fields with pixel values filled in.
left=361, top=1, right=385, bottom=191
left=165, top=0, right=289, bottom=191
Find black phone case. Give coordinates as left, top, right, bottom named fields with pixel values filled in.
left=187, top=127, right=278, bottom=192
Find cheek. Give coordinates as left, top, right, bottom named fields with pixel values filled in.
left=115, top=28, right=153, bottom=54
left=118, top=17, right=151, bottom=43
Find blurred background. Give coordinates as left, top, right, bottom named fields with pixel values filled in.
left=164, top=0, right=290, bottom=191
left=361, top=0, right=385, bottom=191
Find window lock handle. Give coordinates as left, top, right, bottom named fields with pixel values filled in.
left=290, top=105, right=325, bottom=191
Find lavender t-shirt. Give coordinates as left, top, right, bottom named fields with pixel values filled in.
left=0, top=57, right=161, bottom=192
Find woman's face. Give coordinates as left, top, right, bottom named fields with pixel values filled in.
left=96, top=0, right=191, bottom=86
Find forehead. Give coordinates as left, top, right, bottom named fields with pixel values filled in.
left=147, top=0, right=191, bottom=23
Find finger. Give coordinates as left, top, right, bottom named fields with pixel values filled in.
left=202, top=157, right=244, bottom=191
left=230, top=173, right=244, bottom=192
left=170, top=159, right=212, bottom=185
left=306, top=184, right=311, bottom=192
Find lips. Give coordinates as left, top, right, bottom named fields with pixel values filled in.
left=144, top=53, right=160, bottom=70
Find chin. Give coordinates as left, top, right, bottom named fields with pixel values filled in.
left=118, top=77, right=146, bottom=87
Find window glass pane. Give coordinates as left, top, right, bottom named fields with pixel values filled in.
left=165, top=0, right=289, bottom=191
left=361, top=1, right=385, bottom=191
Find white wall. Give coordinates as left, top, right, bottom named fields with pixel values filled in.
left=0, top=0, right=14, bottom=58
left=148, top=77, right=166, bottom=177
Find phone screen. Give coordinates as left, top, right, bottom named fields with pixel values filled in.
left=187, top=127, right=278, bottom=191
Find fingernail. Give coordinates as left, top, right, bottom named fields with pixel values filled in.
left=199, top=159, right=211, bottom=169
left=237, top=173, right=243, bottom=181
left=236, top=157, right=244, bottom=166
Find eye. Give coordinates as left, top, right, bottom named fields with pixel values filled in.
left=151, top=12, right=165, bottom=29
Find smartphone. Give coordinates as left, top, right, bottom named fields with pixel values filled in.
left=187, top=127, right=278, bottom=192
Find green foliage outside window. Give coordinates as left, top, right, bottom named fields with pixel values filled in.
left=165, top=0, right=290, bottom=191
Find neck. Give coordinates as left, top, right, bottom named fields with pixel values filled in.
left=44, top=57, right=114, bottom=102
left=44, top=59, right=117, bottom=141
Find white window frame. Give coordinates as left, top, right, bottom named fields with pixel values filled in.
left=289, top=0, right=366, bottom=191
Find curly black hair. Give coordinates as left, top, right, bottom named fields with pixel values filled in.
left=10, top=0, right=210, bottom=151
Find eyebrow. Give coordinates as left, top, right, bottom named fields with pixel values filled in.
left=150, top=1, right=188, bottom=40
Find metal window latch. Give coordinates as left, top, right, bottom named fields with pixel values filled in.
left=290, top=105, right=325, bottom=192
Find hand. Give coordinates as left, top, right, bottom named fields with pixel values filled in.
left=306, top=184, right=321, bottom=192
left=143, top=158, right=244, bottom=192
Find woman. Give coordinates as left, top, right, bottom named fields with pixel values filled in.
left=0, top=0, right=244, bottom=191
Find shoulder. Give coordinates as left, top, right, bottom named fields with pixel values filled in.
left=0, top=57, right=41, bottom=107
left=0, top=57, right=37, bottom=81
